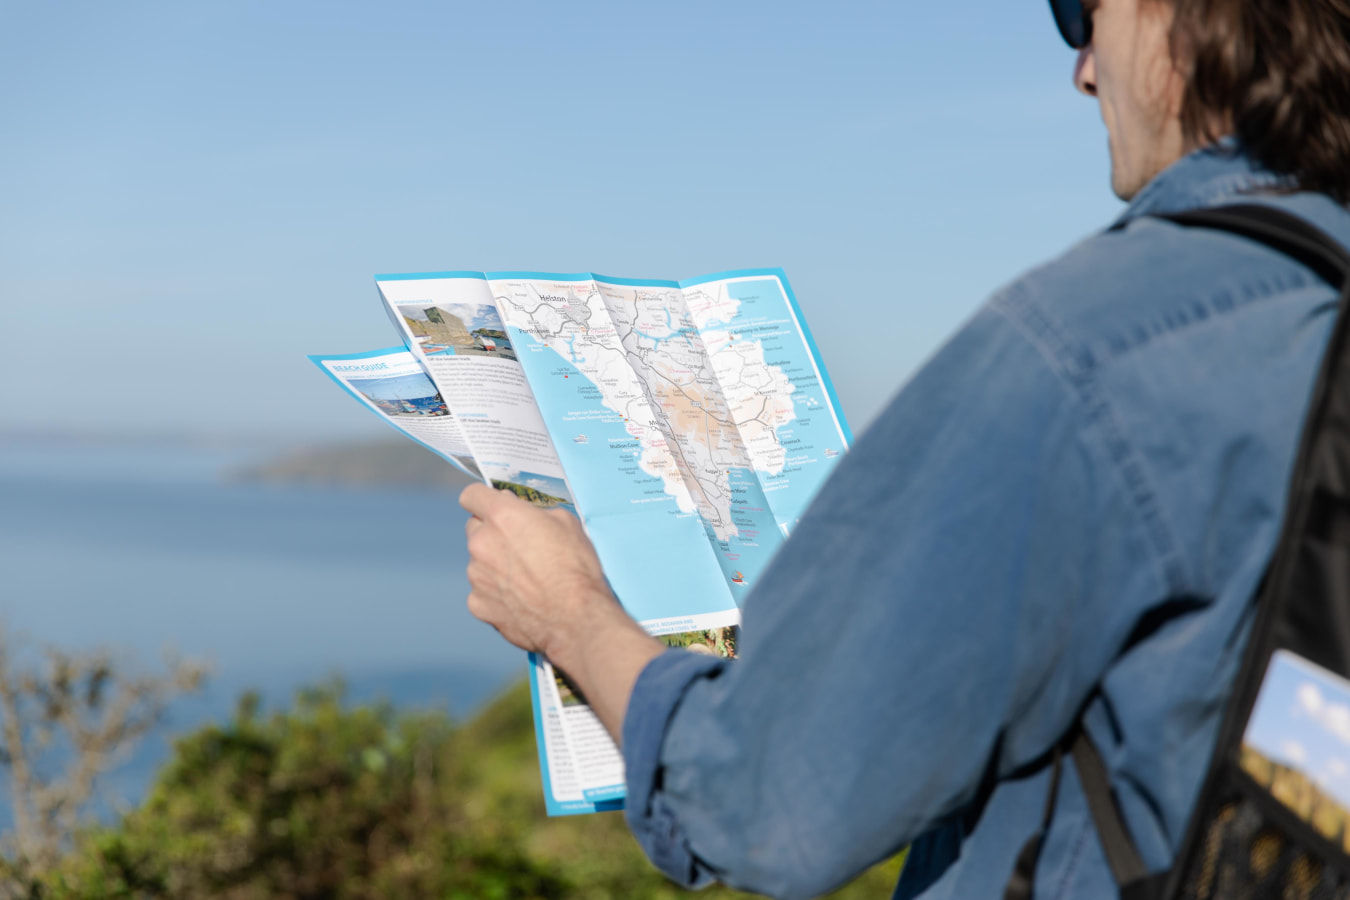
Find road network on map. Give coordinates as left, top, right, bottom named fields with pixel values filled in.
left=491, top=278, right=796, bottom=545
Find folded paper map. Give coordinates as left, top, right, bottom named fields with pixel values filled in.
left=311, top=269, right=850, bottom=814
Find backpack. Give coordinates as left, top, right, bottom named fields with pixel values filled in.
left=1005, top=203, right=1350, bottom=900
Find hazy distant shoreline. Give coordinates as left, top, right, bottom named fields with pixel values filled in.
left=232, top=439, right=478, bottom=491
left=0, top=427, right=294, bottom=450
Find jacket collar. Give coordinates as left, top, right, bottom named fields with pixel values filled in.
left=1115, top=138, right=1295, bottom=225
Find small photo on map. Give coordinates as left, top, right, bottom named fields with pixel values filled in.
left=347, top=372, right=449, bottom=419
left=554, top=669, right=586, bottom=708
left=397, top=300, right=516, bottom=360
left=659, top=626, right=738, bottom=660
left=1241, top=650, right=1350, bottom=850
left=490, top=470, right=574, bottom=512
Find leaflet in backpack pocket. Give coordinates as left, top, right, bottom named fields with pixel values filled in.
left=1241, top=649, right=1350, bottom=852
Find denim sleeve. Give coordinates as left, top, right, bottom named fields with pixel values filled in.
left=622, top=649, right=728, bottom=887
left=619, top=295, right=1172, bottom=900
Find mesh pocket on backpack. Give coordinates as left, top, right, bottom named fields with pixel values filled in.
left=1172, top=646, right=1350, bottom=899
left=1178, top=788, right=1350, bottom=900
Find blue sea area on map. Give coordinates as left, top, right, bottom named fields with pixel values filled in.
left=724, top=278, right=849, bottom=532
left=504, top=330, right=736, bottom=623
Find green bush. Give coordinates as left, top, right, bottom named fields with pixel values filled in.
left=30, top=681, right=903, bottom=899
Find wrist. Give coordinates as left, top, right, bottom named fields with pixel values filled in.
left=543, top=595, right=665, bottom=742
left=538, top=581, right=638, bottom=673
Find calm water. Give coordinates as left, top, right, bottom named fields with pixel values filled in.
left=0, top=439, right=523, bottom=813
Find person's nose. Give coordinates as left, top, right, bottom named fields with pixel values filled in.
left=1074, top=45, right=1097, bottom=96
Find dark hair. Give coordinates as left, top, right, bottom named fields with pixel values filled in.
left=1167, top=0, right=1350, bottom=204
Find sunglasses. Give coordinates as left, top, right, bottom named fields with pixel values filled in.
left=1049, top=0, right=1094, bottom=49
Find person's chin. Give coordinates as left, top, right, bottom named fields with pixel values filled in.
left=1108, top=152, right=1146, bottom=201
left=1111, top=169, right=1140, bottom=201
left=1105, top=126, right=1145, bottom=200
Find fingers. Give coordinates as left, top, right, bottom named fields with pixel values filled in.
left=466, top=517, right=512, bottom=578
left=466, top=589, right=508, bottom=642
left=545, top=507, right=576, bottom=525
left=460, top=483, right=600, bottom=658
left=460, top=482, right=533, bottom=523
left=465, top=559, right=490, bottom=590
left=465, top=562, right=507, bottom=629
left=459, top=482, right=497, bottom=516
left=462, top=488, right=527, bottom=563
left=466, top=589, right=487, bottom=621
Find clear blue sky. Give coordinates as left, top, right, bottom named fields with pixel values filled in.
left=1, top=0, right=1122, bottom=442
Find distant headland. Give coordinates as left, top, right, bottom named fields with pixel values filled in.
left=232, top=439, right=477, bottom=491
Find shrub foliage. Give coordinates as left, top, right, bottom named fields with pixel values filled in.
left=17, top=681, right=902, bottom=899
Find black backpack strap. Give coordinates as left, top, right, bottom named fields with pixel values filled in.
left=1070, top=730, right=1150, bottom=886
left=1003, top=728, right=1166, bottom=900
left=1004, top=744, right=1063, bottom=900
left=1158, top=203, right=1350, bottom=285
left=1003, top=727, right=1170, bottom=900
left=1005, top=202, right=1350, bottom=900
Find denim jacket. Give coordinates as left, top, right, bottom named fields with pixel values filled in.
left=621, top=144, right=1350, bottom=899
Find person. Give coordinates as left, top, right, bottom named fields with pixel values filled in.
left=460, top=0, right=1350, bottom=896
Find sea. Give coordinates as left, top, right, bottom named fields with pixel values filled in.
left=0, top=437, right=523, bottom=818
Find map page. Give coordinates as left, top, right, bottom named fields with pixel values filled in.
left=676, top=270, right=852, bottom=531
left=488, top=269, right=851, bottom=596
